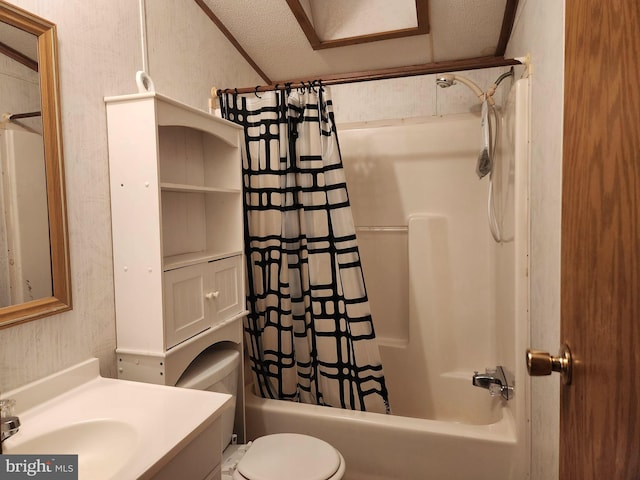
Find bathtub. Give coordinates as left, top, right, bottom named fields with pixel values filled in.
left=245, top=386, right=521, bottom=480
left=243, top=77, right=531, bottom=480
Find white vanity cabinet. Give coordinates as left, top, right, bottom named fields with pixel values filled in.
left=105, top=92, right=246, bottom=388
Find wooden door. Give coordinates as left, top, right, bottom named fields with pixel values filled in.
left=561, top=0, right=640, bottom=478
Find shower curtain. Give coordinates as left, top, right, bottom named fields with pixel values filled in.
left=220, top=86, right=389, bottom=413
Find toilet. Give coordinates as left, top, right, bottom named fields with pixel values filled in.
left=176, top=346, right=346, bottom=480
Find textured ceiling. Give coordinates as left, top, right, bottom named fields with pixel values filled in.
left=201, top=0, right=509, bottom=83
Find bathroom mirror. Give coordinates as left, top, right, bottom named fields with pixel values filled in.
left=0, top=2, right=71, bottom=327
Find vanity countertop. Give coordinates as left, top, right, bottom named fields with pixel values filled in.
left=2, top=358, right=231, bottom=479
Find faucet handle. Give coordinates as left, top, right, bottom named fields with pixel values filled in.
left=0, top=399, right=16, bottom=417
left=488, top=383, right=503, bottom=397
left=1, top=399, right=21, bottom=447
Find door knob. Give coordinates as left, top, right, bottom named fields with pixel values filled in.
left=526, top=343, right=572, bottom=385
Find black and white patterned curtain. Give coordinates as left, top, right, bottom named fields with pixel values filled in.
left=220, top=86, right=389, bottom=413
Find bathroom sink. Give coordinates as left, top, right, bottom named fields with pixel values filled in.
left=2, top=358, right=232, bottom=479
left=6, top=420, right=138, bottom=480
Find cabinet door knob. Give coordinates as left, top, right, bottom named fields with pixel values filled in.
left=205, top=291, right=220, bottom=300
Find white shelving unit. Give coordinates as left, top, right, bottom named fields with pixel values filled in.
left=105, top=93, right=246, bottom=394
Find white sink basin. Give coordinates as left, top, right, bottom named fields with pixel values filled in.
left=7, top=419, right=138, bottom=480
left=2, top=359, right=231, bottom=479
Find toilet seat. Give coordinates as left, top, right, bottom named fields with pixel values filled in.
left=232, top=433, right=345, bottom=480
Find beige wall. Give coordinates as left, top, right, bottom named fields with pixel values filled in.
left=330, top=66, right=510, bottom=124
left=506, top=1, right=565, bottom=480
left=0, top=0, right=262, bottom=392
left=0, top=53, right=40, bottom=131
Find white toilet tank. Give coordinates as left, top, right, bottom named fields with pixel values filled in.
left=175, top=345, right=240, bottom=448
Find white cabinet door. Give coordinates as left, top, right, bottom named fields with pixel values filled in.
left=207, top=255, right=243, bottom=327
left=164, top=264, right=209, bottom=349
left=164, top=255, right=243, bottom=348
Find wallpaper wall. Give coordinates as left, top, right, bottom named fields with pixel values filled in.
left=0, top=0, right=262, bottom=391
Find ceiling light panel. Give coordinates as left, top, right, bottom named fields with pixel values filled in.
left=309, top=0, right=418, bottom=41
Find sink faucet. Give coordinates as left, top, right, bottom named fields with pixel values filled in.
left=1, top=399, right=21, bottom=453
left=472, top=366, right=514, bottom=400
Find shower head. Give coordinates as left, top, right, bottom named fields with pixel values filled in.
left=436, top=74, right=456, bottom=88
left=435, top=73, right=490, bottom=104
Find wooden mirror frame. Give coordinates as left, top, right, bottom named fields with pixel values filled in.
left=0, top=2, right=71, bottom=328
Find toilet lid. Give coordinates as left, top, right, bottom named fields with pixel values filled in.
left=236, top=433, right=341, bottom=480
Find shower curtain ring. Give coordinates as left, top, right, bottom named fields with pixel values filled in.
left=254, top=86, right=262, bottom=98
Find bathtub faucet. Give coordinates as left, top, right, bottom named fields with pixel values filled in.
left=472, top=366, right=514, bottom=400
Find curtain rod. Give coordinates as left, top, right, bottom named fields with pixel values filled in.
left=8, top=111, right=41, bottom=120
left=214, top=56, right=522, bottom=96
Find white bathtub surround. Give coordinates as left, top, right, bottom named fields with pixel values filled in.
left=219, top=88, right=389, bottom=414
left=245, top=78, right=531, bottom=479
left=0, top=127, right=51, bottom=306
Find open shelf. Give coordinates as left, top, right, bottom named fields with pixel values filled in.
left=163, top=250, right=243, bottom=272
left=160, top=183, right=241, bottom=194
